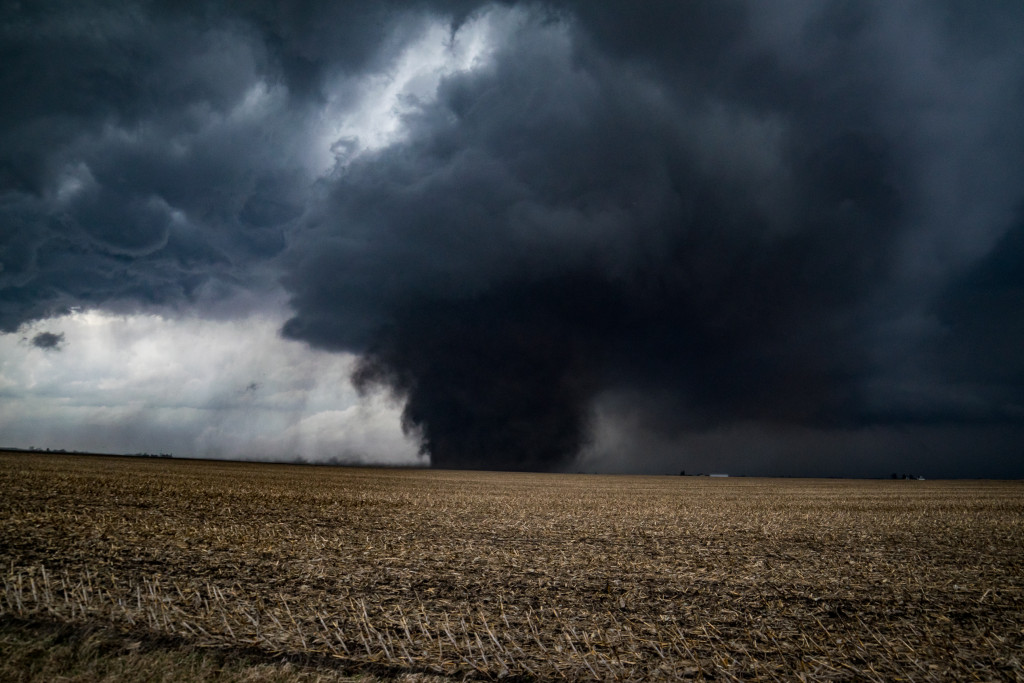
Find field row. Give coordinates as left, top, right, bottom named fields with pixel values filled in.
left=2, top=453, right=1023, bottom=680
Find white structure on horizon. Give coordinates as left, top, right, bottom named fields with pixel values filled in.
left=709, top=473, right=729, bottom=478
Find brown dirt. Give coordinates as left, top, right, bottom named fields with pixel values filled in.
left=2, top=451, right=1022, bottom=680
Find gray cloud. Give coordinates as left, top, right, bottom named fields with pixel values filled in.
left=282, top=2, right=1024, bottom=472
left=30, top=331, right=64, bottom=350
left=2, top=1, right=1023, bottom=475
left=0, top=0, right=323, bottom=329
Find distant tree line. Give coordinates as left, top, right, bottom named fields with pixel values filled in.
left=23, top=446, right=173, bottom=458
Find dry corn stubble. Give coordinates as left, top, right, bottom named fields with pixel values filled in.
left=2, top=451, right=1022, bottom=681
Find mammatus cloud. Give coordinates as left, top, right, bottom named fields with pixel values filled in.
left=2, top=2, right=1023, bottom=474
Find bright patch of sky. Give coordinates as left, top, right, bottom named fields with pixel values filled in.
left=0, top=311, right=421, bottom=464
left=310, top=8, right=509, bottom=172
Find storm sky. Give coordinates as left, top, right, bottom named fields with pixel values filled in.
left=2, top=1, right=1023, bottom=477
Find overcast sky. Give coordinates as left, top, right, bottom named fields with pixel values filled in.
left=2, top=1, right=1023, bottom=477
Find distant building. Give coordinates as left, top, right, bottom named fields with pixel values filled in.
left=709, top=473, right=729, bottom=478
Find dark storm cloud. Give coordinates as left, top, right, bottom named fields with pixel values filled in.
left=0, top=0, right=514, bottom=332
left=30, top=331, right=64, bottom=350
left=0, top=0, right=333, bottom=330
left=925, top=209, right=1024, bottom=425
left=283, top=1, right=1024, bottom=471
left=3, top=1, right=1023, bottom=473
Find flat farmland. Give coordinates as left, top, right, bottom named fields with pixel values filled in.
left=2, top=452, right=1022, bottom=681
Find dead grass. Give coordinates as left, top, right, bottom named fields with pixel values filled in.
left=2, top=451, right=1022, bottom=680
left=0, top=615, right=388, bottom=682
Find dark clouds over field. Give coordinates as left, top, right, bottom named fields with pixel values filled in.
left=2, top=1, right=1023, bottom=475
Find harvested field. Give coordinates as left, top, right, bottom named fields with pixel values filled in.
left=2, top=451, right=1022, bottom=681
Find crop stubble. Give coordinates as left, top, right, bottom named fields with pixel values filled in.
left=2, top=452, right=1022, bottom=680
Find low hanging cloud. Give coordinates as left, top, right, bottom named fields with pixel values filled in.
left=281, top=2, right=1024, bottom=472
left=30, top=331, right=65, bottom=350
left=2, top=1, right=1023, bottom=475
